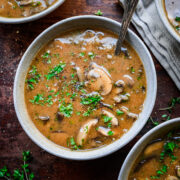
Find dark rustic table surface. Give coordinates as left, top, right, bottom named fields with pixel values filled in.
left=0, top=0, right=180, bottom=180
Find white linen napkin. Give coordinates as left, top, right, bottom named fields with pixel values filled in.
left=119, top=0, right=180, bottom=90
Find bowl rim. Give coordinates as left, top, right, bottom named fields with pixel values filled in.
left=155, top=0, right=180, bottom=43
left=13, top=15, right=157, bottom=160
left=118, top=117, right=180, bottom=179
left=0, top=0, right=65, bottom=24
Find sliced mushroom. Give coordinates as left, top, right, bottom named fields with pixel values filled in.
left=123, top=75, right=134, bottom=88
left=30, top=3, right=47, bottom=14
left=99, top=102, right=113, bottom=109
left=87, top=62, right=112, bottom=96
left=114, top=80, right=125, bottom=94
left=17, top=0, right=33, bottom=5
left=38, top=116, right=50, bottom=121
left=127, top=112, right=138, bottom=120
left=114, top=94, right=129, bottom=104
left=76, top=119, right=98, bottom=145
left=97, top=126, right=112, bottom=136
left=52, top=130, right=64, bottom=133
left=102, top=110, right=118, bottom=126
left=176, top=166, right=180, bottom=177
left=113, top=95, right=122, bottom=103
left=166, top=176, right=178, bottom=180
left=120, top=106, right=138, bottom=120
left=57, top=112, right=64, bottom=121
left=143, top=141, right=164, bottom=158
left=75, top=66, right=85, bottom=82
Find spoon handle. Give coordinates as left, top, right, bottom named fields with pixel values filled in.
left=115, top=0, right=139, bottom=55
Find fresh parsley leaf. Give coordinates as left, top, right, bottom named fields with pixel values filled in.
left=175, top=16, right=180, bottom=22
left=108, top=130, right=114, bottom=136
left=45, top=62, right=66, bottom=80
left=116, top=109, right=124, bottom=116
left=94, top=10, right=103, bottom=16
left=59, top=102, right=73, bottom=118
left=102, top=115, right=112, bottom=123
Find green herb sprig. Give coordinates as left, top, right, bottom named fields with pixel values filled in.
left=0, top=151, right=34, bottom=180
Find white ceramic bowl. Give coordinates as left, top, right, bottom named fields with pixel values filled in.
left=0, top=0, right=65, bottom=24
left=13, top=15, right=157, bottom=160
left=155, top=0, right=180, bottom=43
left=118, top=118, right=180, bottom=179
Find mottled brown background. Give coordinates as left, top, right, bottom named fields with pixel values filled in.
left=0, top=0, right=180, bottom=180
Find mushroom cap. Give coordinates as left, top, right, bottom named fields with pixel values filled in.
left=97, top=126, right=111, bottom=136
left=166, top=176, right=179, bottom=180
left=87, top=63, right=112, bottom=96
left=143, top=141, right=164, bottom=158
left=102, top=109, right=118, bottom=126
left=76, top=118, right=98, bottom=145
left=123, top=75, right=134, bottom=88
left=97, top=126, right=115, bottom=136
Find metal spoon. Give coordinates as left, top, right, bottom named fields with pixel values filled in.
left=115, top=0, right=139, bottom=55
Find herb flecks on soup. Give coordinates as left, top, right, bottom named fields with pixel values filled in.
left=0, top=0, right=57, bottom=18
left=129, top=130, right=180, bottom=180
left=164, top=0, right=180, bottom=34
left=24, top=29, right=146, bottom=150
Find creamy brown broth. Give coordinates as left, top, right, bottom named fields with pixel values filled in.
left=164, top=0, right=180, bottom=35
left=0, top=0, right=57, bottom=18
left=24, top=29, right=146, bottom=150
left=129, top=130, right=180, bottom=180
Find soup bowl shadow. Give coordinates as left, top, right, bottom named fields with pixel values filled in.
left=0, top=0, right=65, bottom=24
left=155, top=0, right=180, bottom=43
left=13, top=15, right=157, bottom=160
left=118, top=118, right=180, bottom=179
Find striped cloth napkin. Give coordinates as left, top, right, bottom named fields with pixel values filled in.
left=119, top=0, right=180, bottom=90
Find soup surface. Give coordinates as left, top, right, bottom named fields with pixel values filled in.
left=164, top=0, right=180, bottom=35
left=0, top=0, right=57, bottom=18
left=129, top=130, right=180, bottom=180
left=25, top=29, right=146, bottom=150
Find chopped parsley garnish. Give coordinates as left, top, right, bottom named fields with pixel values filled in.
left=81, top=93, right=102, bottom=116
left=59, top=102, right=73, bottom=118
left=79, top=52, right=85, bottom=57
left=42, top=52, right=50, bottom=58
left=45, top=62, right=66, bottom=80
left=81, top=93, right=101, bottom=106
left=108, top=130, right=114, bottom=136
left=67, top=137, right=80, bottom=150
left=116, top=109, right=124, bottom=116
left=130, top=66, right=135, bottom=74
left=29, top=94, right=44, bottom=105
left=88, top=52, right=95, bottom=60
left=94, top=10, right=103, bottom=16
left=175, top=16, right=180, bottom=22
left=151, top=165, right=168, bottom=179
left=26, top=66, right=41, bottom=90
left=176, top=26, right=180, bottom=30
left=102, top=115, right=112, bottom=123
left=160, top=141, right=178, bottom=161
left=161, top=114, right=167, bottom=118
left=29, top=94, right=53, bottom=106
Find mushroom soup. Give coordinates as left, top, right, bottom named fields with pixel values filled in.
left=0, top=0, right=57, bottom=18
left=129, top=130, right=180, bottom=180
left=24, top=29, right=146, bottom=150
left=164, top=0, right=180, bottom=35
